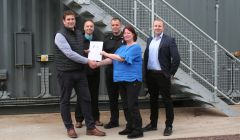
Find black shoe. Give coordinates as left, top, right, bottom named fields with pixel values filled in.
left=75, top=121, right=83, bottom=128
left=104, top=122, right=119, bottom=129
left=142, top=124, right=157, bottom=132
left=127, top=130, right=143, bottom=139
left=163, top=127, right=172, bottom=136
left=119, top=128, right=132, bottom=135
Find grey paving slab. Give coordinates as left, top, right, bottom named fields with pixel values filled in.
left=1, top=105, right=240, bottom=140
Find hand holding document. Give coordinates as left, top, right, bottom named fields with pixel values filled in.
left=88, top=41, right=103, bottom=61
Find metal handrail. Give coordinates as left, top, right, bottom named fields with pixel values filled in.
left=136, top=0, right=214, bottom=61
left=181, top=62, right=240, bottom=104
left=92, top=0, right=240, bottom=104
left=159, top=0, right=240, bottom=64
left=97, top=0, right=148, bottom=38
left=95, top=0, right=214, bottom=61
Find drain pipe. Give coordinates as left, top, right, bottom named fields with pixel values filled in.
left=215, top=0, right=219, bottom=42
left=213, top=0, right=219, bottom=102
left=151, top=0, right=154, bottom=37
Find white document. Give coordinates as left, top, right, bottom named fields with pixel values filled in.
left=88, top=41, right=103, bottom=61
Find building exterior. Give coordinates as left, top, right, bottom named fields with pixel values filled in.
left=0, top=0, right=239, bottom=110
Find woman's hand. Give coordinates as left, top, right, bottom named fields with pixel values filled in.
left=100, top=51, right=107, bottom=56
left=100, top=51, right=124, bottom=62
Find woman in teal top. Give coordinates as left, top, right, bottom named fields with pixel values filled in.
left=98, top=25, right=143, bottom=139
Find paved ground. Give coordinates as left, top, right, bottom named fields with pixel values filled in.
left=1, top=105, right=240, bottom=140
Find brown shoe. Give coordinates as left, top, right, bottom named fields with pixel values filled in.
left=67, top=128, right=78, bottom=138
left=75, top=122, right=83, bottom=128
left=86, top=128, right=106, bottom=136
left=95, top=120, right=103, bottom=126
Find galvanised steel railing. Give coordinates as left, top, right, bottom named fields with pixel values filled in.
left=92, top=0, right=240, bottom=104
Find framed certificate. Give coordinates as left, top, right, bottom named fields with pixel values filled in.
left=88, top=41, right=103, bottom=61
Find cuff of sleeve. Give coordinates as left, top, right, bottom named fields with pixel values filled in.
left=119, top=54, right=132, bottom=64
left=124, top=56, right=133, bottom=64
left=83, top=58, right=88, bottom=64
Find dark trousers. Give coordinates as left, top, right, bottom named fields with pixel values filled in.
left=146, top=71, right=174, bottom=128
left=75, top=71, right=100, bottom=122
left=57, top=70, right=95, bottom=130
left=105, top=66, right=120, bottom=124
left=118, top=81, right=142, bottom=131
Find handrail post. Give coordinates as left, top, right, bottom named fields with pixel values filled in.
left=151, top=0, right=154, bottom=36
left=134, top=0, right=137, bottom=26
left=215, top=0, right=219, bottom=41
left=214, top=41, right=218, bottom=102
left=189, top=41, right=193, bottom=77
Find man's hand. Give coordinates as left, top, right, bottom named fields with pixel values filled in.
left=96, top=62, right=101, bottom=67
left=88, top=60, right=97, bottom=69
left=84, top=49, right=90, bottom=54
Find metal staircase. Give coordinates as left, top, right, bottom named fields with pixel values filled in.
left=62, top=0, right=146, bottom=48
left=61, top=0, right=240, bottom=116
left=62, top=0, right=111, bottom=32
left=173, top=69, right=239, bottom=116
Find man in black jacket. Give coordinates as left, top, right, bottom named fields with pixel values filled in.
left=143, top=19, right=180, bottom=136
left=102, top=17, right=123, bottom=129
left=75, top=19, right=103, bottom=128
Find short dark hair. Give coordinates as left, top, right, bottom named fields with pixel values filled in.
left=123, top=25, right=138, bottom=44
left=62, top=10, right=76, bottom=20
left=111, top=17, right=122, bottom=23
left=84, top=19, right=94, bottom=26
left=154, top=18, right=165, bottom=26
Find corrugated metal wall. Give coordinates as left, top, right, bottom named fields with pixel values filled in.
left=0, top=0, right=63, bottom=98
left=0, top=0, right=239, bottom=98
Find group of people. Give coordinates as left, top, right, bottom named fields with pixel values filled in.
left=54, top=10, right=180, bottom=139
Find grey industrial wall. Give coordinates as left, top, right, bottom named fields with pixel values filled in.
left=0, top=0, right=63, bottom=98
left=168, top=0, right=240, bottom=52
left=0, top=0, right=239, bottom=98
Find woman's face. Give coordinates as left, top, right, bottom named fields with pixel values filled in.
left=123, top=29, right=134, bottom=43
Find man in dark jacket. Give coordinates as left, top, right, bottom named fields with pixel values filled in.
left=102, top=17, right=123, bottom=129
left=75, top=19, right=103, bottom=128
left=143, top=19, right=180, bottom=136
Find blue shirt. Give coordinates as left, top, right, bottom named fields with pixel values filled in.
left=147, top=32, right=163, bottom=70
left=113, top=43, right=142, bottom=82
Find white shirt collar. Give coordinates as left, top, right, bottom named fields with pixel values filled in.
left=154, top=32, right=163, bottom=40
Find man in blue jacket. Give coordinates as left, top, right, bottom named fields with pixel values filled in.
left=143, top=19, right=180, bottom=136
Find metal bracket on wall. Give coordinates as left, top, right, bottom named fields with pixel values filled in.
left=0, top=91, right=11, bottom=99
left=36, top=67, right=52, bottom=98
left=0, top=69, right=10, bottom=99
